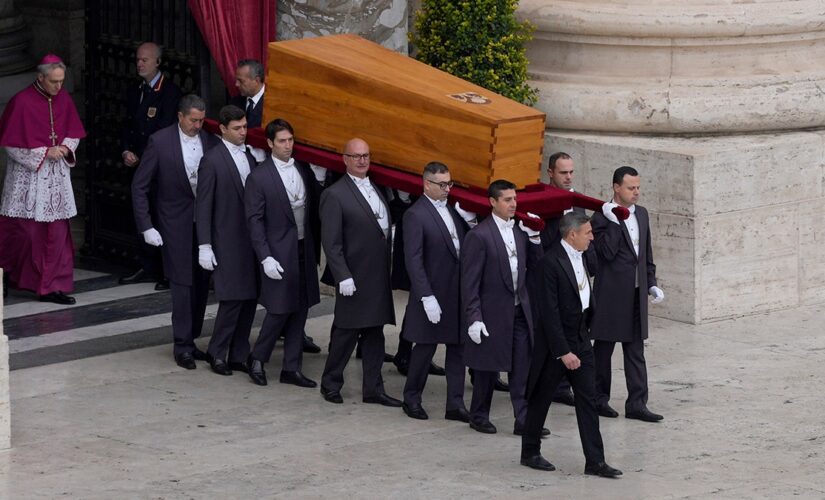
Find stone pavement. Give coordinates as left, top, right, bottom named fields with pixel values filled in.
left=2, top=280, right=825, bottom=498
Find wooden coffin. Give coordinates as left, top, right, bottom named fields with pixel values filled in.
left=264, top=34, right=545, bottom=189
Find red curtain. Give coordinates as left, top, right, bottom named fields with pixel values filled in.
left=187, top=0, right=276, bottom=96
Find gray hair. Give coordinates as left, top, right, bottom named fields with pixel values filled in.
left=423, top=161, right=449, bottom=177
left=178, top=94, right=206, bottom=114
left=37, top=62, right=66, bottom=76
left=237, top=59, right=264, bottom=81
left=559, top=211, right=590, bottom=239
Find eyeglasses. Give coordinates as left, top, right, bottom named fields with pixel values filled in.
left=344, top=153, right=370, bottom=161
left=426, top=179, right=454, bottom=190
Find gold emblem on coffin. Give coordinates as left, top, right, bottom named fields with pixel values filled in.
left=447, top=92, right=491, bottom=105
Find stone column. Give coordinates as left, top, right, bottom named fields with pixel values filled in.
left=277, top=0, right=409, bottom=53
left=0, top=0, right=32, bottom=75
left=0, top=269, right=10, bottom=450
left=519, top=0, right=825, bottom=323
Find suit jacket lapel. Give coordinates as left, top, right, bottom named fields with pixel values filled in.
left=422, top=198, right=458, bottom=260
left=636, top=207, right=648, bottom=258
left=486, top=217, right=515, bottom=294
left=171, top=128, right=192, bottom=198
left=557, top=249, right=581, bottom=309
left=265, top=158, right=296, bottom=226
left=620, top=219, right=636, bottom=256
left=344, top=175, right=386, bottom=236
left=218, top=143, right=245, bottom=202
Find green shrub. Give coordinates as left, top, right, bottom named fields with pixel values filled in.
left=410, top=0, right=538, bottom=106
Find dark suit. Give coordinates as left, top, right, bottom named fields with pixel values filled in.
left=320, top=175, right=395, bottom=398
left=229, top=93, right=263, bottom=129
left=461, top=215, right=541, bottom=426
left=132, top=124, right=220, bottom=357
left=121, top=73, right=182, bottom=278
left=401, top=197, right=468, bottom=411
left=522, top=242, right=605, bottom=465
left=590, top=204, right=658, bottom=412
left=196, top=141, right=259, bottom=364
left=244, top=157, right=321, bottom=370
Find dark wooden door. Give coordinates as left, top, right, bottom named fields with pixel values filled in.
left=84, top=0, right=211, bottom=264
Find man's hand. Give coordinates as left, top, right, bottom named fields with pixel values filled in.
left=339, top=278, right=356, bottom=296
left=454, top=202, right=478, bottom=224
left=47, top=146, right=65, bottom=161
left=601, top=202, right=620, bottom=225
left=262, top=257, right=284, bottom=280
left=122, top=150, right=139, bottom=167
left=467, top=321, right=489, bottom=344
left=198, top=244, right=217, bottom=271
left=560, top=352, right=581, bottom=370
left=649, top=285, right=665, bottom=304
left=422, top=295, right=442, bottom=324
left=142, top=228, right=163, bottom=247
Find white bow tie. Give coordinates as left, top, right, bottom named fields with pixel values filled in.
left=353, top=177, right=371, bottom=188
left=230, top=145, right=246, bottom=156
left=274, top=157, right=295, bottom=170
left=628, top=204, right=636, bottom=214
left=502, top=219, right=514, bottom=230
left=433, top=199, right=447, bottom=208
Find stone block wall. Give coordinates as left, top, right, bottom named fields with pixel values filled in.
left=546, top=129, right=825, bottom=324
left=0, top=268, right=10, bottom=449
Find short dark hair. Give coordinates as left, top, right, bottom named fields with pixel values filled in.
left=237, top=59, right=264, bottom=81
left=559, top=211, right=590, bottom=239
left=218, top=105, right=245, bottom=126
left=488, top=179, right=517, bottom=200
left=612, top=166, right=639, bottom=185
left=178, top=94, right=206, bottom=115
left=264, top=118, right=294, bottom=140
left=423, top=161, right=449, bottom=177
left=548, top=152, right=571, bottom=171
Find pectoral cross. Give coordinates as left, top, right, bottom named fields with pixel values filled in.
left=47, top=97, right=57, bottom=146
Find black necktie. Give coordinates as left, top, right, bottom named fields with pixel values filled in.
left=246, top=97, right=254, bottom=118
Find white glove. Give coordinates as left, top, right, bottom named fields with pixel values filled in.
left=310, top=163, right=328, bottom=184
left=601, top=202, right=620, bottom=225
left=421, top=295, right=442, bottom=324
left=467, top=321, right=489, bottom=345
left=397, top=190, right=411, bottom=203
left=198, top=244, right=217, bottom=271
left=649, top=285, right=665, bottom=304
left=143, top=228, right=163, bottom=246
left=454, top=201, right=477, bottom=224
left=262, top=257, right=284, bottom=280
left=518, top=212, right=541, bottom=237
left=339, top=278, right=356, bottom=296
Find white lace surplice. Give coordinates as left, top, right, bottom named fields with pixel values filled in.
left=0, top=137, right=80, bottom=222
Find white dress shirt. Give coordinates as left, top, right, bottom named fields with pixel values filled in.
left=178, top=126, right=204, bottom=196
left=425, top=194, right=460, bottom=254
left=221, top=138, right=251, bottom=186
left=492, top=213, right=519, bottom=303
left=247, top=84, right=265, bottom=110
left=274, top=155, right=307, bottom=239
left=561, top=239, right=591, bottom=312
left=348, top=174, right=389, bottom=236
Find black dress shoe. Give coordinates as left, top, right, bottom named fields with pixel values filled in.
left=321, top=386, right=343, bottom=404
left=551, top=390, right=575, bottom=407
left=119, top=269, right=154, bottom=285
left=39, top=292, right=76, bottom=305
left=192, top=348, right=208, bottom=361
left=494, top=377, right=509, bottom=392
left=394, top=361, right=409, bottom=376
left=210, top=358, right=232, bottom=376
left=402, top=403, right=429, bottom=420
left=513, top=424, right=550, bottom=437
left=154, top=279, right=170, bottom=291
left=520, top=454, right=556, bottom=471
left=247, top=359, right=267, bottom=386
left=428, top=362, right=446, bottom=376
left=470, top=420, right=497, bottom=434
left=228, top=361, right=248, bottom=373
left=175, top=353, right=196, bottom=370
left=280, top=370, right=317, bottom=388
left=625, top=408, right=664, bottom=422
left=363, top=393, right=403, bottom=407
left=445, top=407, right=470, bottom=423
left=383, top=352, right=395, bottom=363
left=584, top=462, right=623, bottom=478
left=597, top=403, right=620, bottom=418
left=302, top=335, right=322, bottom=354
